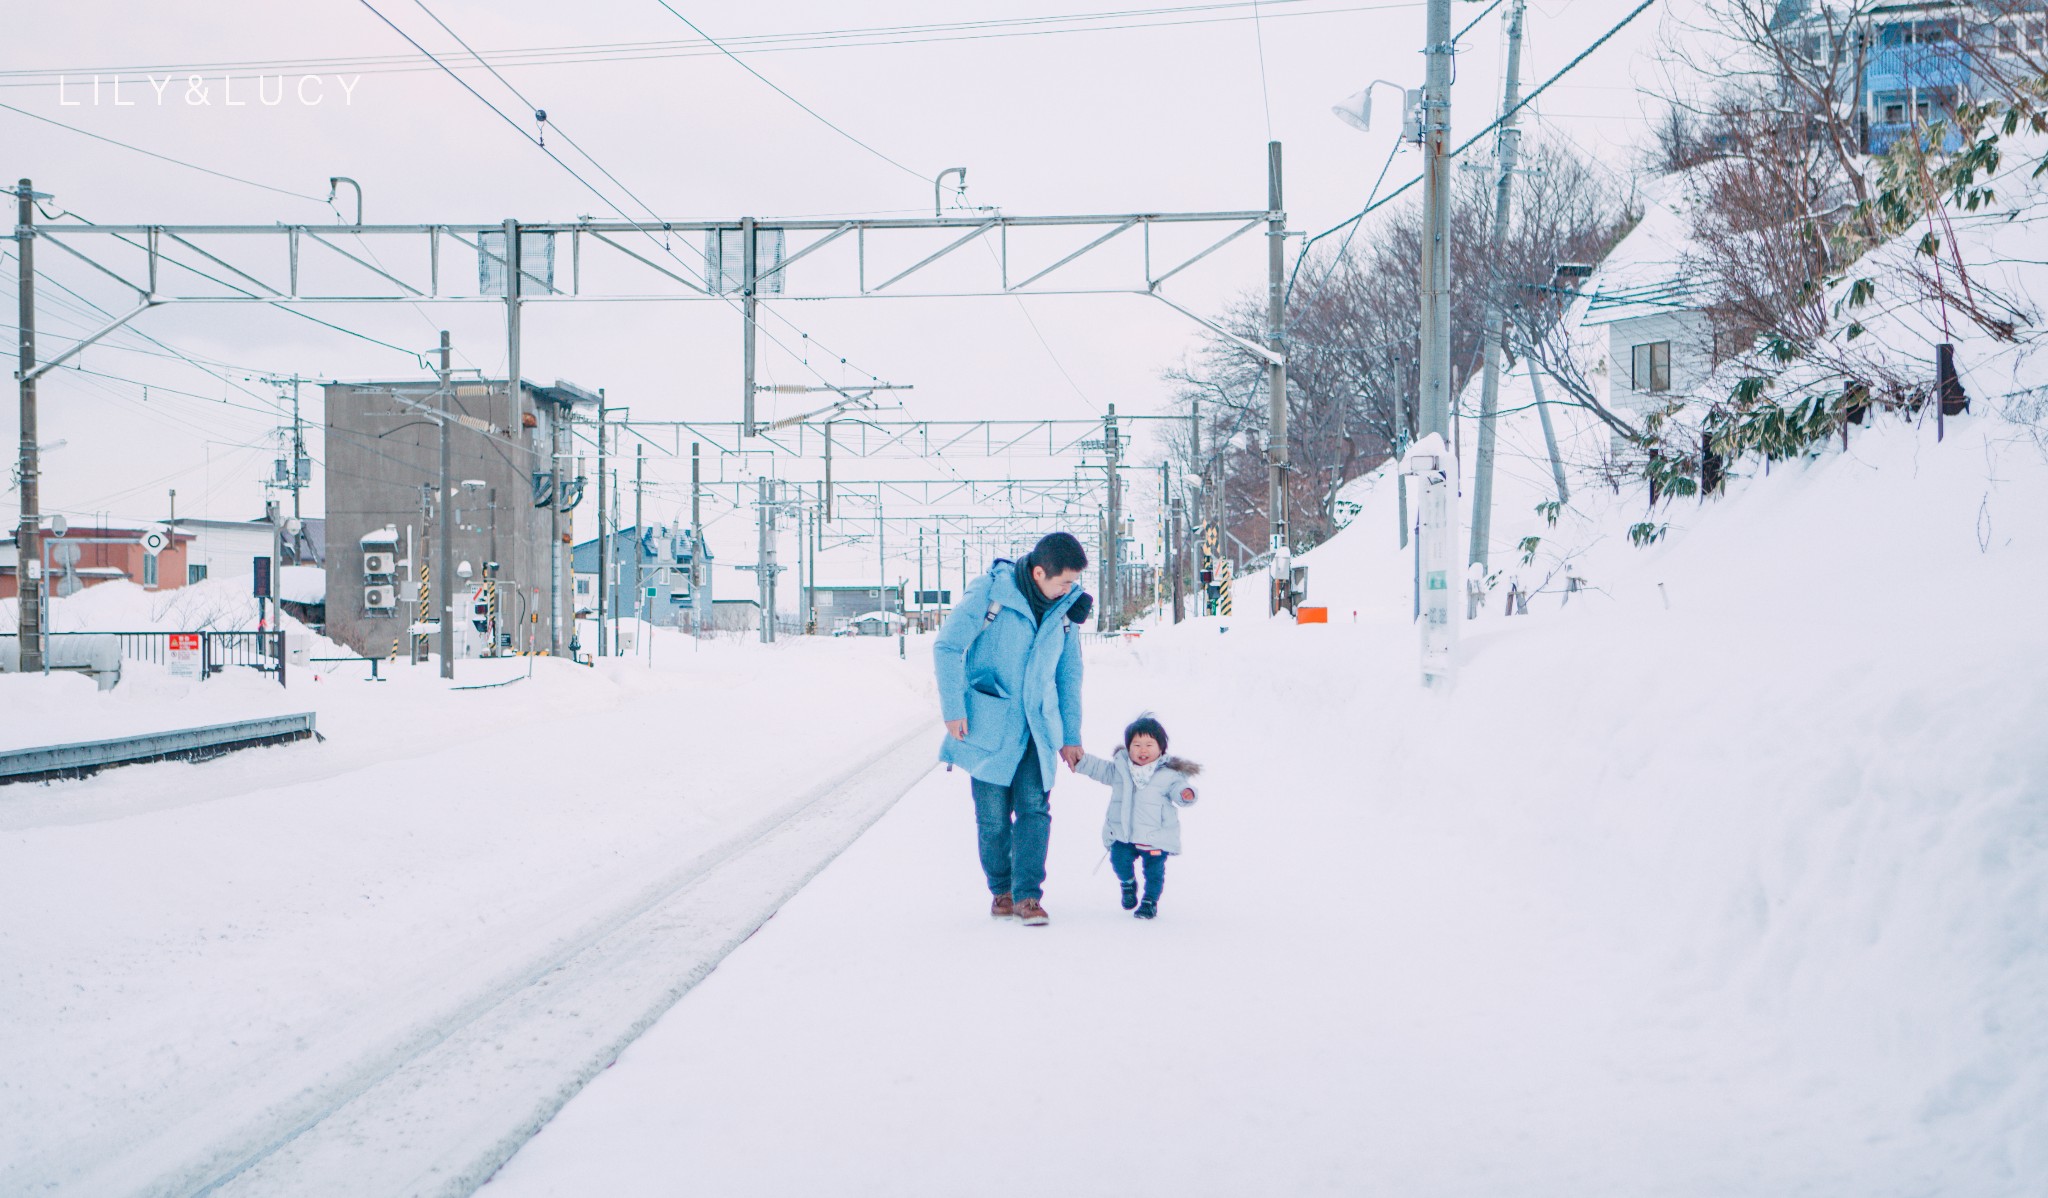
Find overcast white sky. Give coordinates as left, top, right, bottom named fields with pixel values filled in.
left=3, top=0, right=1685, bottom=576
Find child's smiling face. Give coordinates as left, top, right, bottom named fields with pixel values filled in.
left=1126, top=734, right=1162, bottom=766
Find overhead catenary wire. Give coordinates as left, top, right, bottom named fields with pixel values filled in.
left=0, top=2, right=1422, bottom=87
left=0, top=98, right=327, bottom=202
left=650, top=0, right=932, bottom=183
left=359, top=0, right=903, bottom=396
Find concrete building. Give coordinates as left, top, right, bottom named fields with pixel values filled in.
left=809, top=584, right=904, bottom=633
left=323, top=376, right=597, bottom=658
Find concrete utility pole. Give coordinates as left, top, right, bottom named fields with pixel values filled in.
left=597, top=399, right=609, bottom=656
left=437, top=331, right=455, bottom=680
left=634, top=443, right=645, bottom=634
left=756, top=477, right=776, bottom=644
left=822, top=421, right=834, bottom=521
left=1468, top=0, right=1528, bottom=573
left=1413, top=0, right=1461, bottom=687
left=690, top=442, right=705, bottom=636
left=1171, top=495, right=1187, bottom=623
left=1099, top=403, right=1121, bottom=631
left=1265, top=141, right=1290, bottom=609
left=14, top=179, right=42, bottom=673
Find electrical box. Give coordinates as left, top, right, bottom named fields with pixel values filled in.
left=364, top=584, right=396, bottom=612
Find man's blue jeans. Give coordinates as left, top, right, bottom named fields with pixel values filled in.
left=970, top=743, right=1050, bottom=902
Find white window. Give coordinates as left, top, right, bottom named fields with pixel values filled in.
left=142, top=553, right=158, bottom=588
left=1631, top=341, right=1672, bottom=393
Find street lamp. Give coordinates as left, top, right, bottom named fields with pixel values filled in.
left=1331, top=80, right=1422, bottom=141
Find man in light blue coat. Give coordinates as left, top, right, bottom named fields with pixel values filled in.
left=933, top=532, right=1092, bottom=927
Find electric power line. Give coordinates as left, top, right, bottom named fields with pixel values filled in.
left=650, top=0, right=932, bottom=183
left=0, top=98, right=325, bottom=202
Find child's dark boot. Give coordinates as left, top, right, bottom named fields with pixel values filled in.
left=1120, top=879, right=1139, bottom=910
left=1134, top=898, right=1158, bottom=920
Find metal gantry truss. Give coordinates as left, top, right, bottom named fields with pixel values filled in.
left=618, top=415, right=1186, bottom=461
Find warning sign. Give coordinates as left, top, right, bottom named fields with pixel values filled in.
left=168, top=633, right=202, bottom=679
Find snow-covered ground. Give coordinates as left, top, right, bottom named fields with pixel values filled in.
left=6, top=404, right=2045, bottom=1195
left=481, top=411, right=2047, bottom=1196
left=0, top=627, right=935, bottom=1194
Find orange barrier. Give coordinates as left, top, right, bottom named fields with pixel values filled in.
left=1296, top=606, right=1329, bottom=624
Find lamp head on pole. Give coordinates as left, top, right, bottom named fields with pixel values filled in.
left=1332, top=80, right=1424, bottom=143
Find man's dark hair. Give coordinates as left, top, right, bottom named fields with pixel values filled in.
left=1029, top=531, right=1088, bottom=576
left=1123, top=714, right=1168, bottom=752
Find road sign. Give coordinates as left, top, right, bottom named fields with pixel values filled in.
left=141, top=528, right=168, bottom=553
left=252, top=556, right=273, bottom=599
left=168, top=633, right=201, bottom=679
left=914, top=589, right=951, bottom=605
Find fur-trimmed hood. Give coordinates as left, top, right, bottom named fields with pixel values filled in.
left=1158, top=755, right=1201, bottom=778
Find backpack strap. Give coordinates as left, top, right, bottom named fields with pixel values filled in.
left=984, top=599, right=1002, bottom=624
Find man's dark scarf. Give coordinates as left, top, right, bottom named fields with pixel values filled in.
left=1014, top=555, right=1057, bottom=625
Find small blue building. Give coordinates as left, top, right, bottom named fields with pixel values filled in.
left=572, top=525, right=712, bottom=626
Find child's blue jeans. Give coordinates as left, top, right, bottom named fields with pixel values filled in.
left=1109, top=840, right=1166, bottom=901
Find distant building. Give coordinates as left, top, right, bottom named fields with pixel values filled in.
left=1770, top=0, right=2041, bottom=154
left=1575, top=187, right=1715, bottom=423
left=810, top=584, right=903, bottom=631
left=165, top=516, right=323, bottom=587
left=571, top=525, right=712, bottom=625
left=0, top=523, right=193, bottom=600
left=322, top=377, right=597, bottom=657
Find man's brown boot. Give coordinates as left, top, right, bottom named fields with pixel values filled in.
left=991, top=894, right=1016, bottom=919
left=1014, top=898, right=1049, bottom=926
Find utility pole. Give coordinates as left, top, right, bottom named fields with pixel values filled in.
left=596, top=398, right=609, bottom=656
left=756, top=476, right=776, bottom=644
left=741, top=217, right=758, bottom=436
left=1517, top=309, right=1570, bottom=505
left=1265, top=141, right=1291, bottom=612
left=1414, top=0, right=1460, bottom=686
left=1468, top=0, right=1528, bottom=573
left=13, top=179, right=42, bottom=673
left=690, top=442, right=704, bottom=637
left=437, top=331, right=455, bottom=680
left=823, top=420, right=834, bottom=521
left=1099, top=403, right=1121, bottom=631
left=634, top=443, right=645, bottom=635
left=1171, top=494, right=1186, bottom=623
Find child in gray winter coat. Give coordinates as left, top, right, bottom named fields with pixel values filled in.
left=1071, top=715, right=1200, bottom=919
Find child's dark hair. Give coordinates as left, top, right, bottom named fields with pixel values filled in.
left=1123, top=714, right=1168, bottom=752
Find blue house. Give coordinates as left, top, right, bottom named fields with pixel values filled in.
left=571, top=524, right=711, bottom=626
left=1773, top=1, right=2036, bottom=154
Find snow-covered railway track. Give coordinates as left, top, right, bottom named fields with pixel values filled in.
left=141, top=724, right=937, bottom=1198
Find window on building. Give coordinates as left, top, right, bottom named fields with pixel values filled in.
left=188, top=563, right=208, bottom=584
left=1631, top=341, right=1672, bottom=393
left=1884, top=101, right=1906, bottom=123
left=576, top=578, right=591, bottom=595
left=142, top=553, right=158, bottom=587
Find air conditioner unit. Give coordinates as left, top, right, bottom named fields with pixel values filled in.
left=364, top=584, right=396, bottom=611
left=363, top=551, right=395, bottom=577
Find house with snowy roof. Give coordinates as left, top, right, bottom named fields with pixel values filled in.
left=1574, top=185, right=1715, bottom=421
